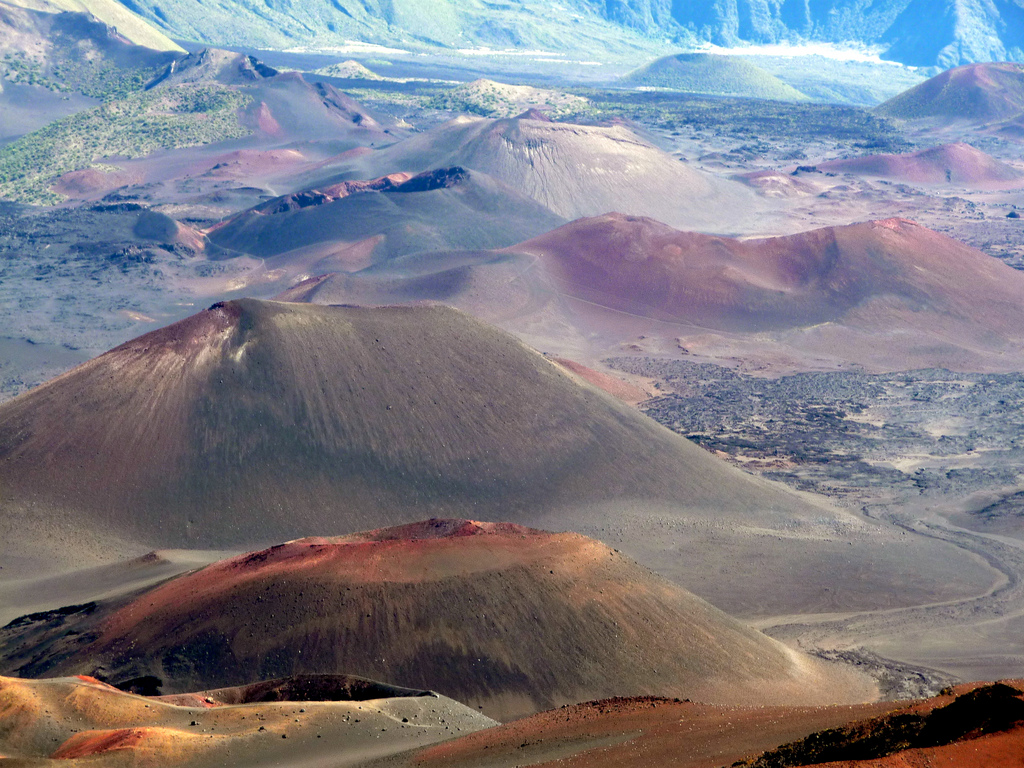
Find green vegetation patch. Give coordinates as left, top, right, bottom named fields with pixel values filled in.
left=0, top=84, right=251, bottom=205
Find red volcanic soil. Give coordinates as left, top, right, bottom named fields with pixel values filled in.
left=509, top=213, right=1024, bottom=336
left=817, top=143, right=1024, bottom=186
left=52, top=728, right=161, bottom=759
left=202, top=148, right=308, bottom=177
left=551, top=357, right=650, bottom=403
left=2, top=520, right=871, bottom=721
left=253, top=100, right=283, bottom=136
left=877, top=62, right=1024, bottom=122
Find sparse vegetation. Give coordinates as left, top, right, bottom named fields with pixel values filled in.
left=0, top=85, right=251, bottom=204
left=1, top=51, right=163, bottom=100
left=426, top=79, right=589, bottom=118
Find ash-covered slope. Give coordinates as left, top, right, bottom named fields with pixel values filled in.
left=0, top=299, right=824, bottom=564
left=321, top=114, right=763, bottom=233
left=817, top=143, right=1024, bottom=186
left=0, top=520, right=874, bottom=720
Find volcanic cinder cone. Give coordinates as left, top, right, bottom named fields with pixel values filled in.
left=0, top=520, right=875, bottom=720
left=817, top=143, right=1024, bottom=187
left=0, top=298, right=831, bottom=570
left=311, top=113, right=764, bottom=232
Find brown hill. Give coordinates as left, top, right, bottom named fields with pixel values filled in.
left=0, top=673, right=495, bottom=766
left=816, top=143, right=1024, bottom=187
left=876, top=62, right=1024, bottom=123
left=0, top=520, right=875, bottom=720
left=292, top=214, right=1024, bottom=371
left=307, top=113, right=764, bottom=233
left=406, top=681, right=1024, bottom=768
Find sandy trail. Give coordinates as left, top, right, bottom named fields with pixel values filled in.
left=760, top=504, right=1024, bottom=690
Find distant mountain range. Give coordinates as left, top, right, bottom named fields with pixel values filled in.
left=105, top=0, right=1024, bottom=68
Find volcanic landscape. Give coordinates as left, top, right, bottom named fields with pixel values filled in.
left=4, top=2, right=1024, bottom=766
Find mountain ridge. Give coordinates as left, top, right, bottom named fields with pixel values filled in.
left=90, top=0, right=1024, bottom=68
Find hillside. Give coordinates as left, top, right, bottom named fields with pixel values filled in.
left=882, top=0, right=1024, bottom=69
left=404, top=681, right=1024, bottom=768
left=314, top=59, right=384, bottom=80
left=514, top=214, right=1024, bottom=345
left=817, top=143, right=1024, bottom=186
left=620, top=53, right=808, bottom=102
left=0, top=48, right=392, bottom=204
left=0, top=0, right=176, bottom=98
left=876, top=62, right=1024, bottom=122
left=0, top=80, right=251, bottom=203
left=0, top=520, right=874, bottom=720
left=3, top=0, right=181, bottom=51
left=324, top=113, right=763, bottom=233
